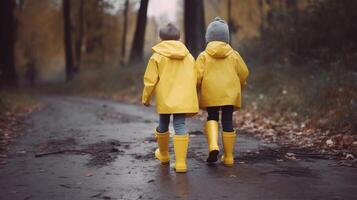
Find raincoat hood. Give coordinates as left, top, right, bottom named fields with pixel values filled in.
left=152, top=40, right=189, bottom=59
left=205, top=41, right=233, bottom=58
left=196, top=44, right=249, bottom=109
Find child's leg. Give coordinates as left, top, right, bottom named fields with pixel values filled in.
left=221, top=105, right=234, bottom=132
left=207, top=106, right=220, bottom=121
left=205, top=107, right=220, bottom=163
left=157, top=114, right=170, bottom=133
left=221, top=105, right=236, bottom=167
left=155, top=114, right=171, bottom=164
left=172, top=114, right=186, bottom=135
left=172, top=114, right=189, bottom=172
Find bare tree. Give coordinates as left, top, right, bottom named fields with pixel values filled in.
left=130, top=0, right=149, bottom=62
left=74, top=0, right=84, bottom=72
left=184, top=0, right=205, bottom=58
left=120, top=0, right=129, bottom=65
left=227, top=0, right=232, bottom=44
left=0, top=0, right=17, bottom=88
left=258, top=0, right=265, bottom=34
left=63, top=0, right=75, bottom=81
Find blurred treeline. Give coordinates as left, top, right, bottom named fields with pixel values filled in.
left=1, top=0, right=356, bottom=85
left=257, top=0, right=357, bottom=65
left=5, top=0, right=145, bottom=84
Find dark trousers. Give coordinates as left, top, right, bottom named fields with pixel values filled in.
left=206, top=105, right=234, bottom=132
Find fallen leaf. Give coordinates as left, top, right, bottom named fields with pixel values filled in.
left=295, top=132, right=303, bottom=136
left=286, top=152, right=295, bottom=157
left=345, top=153, right=355, bottom=160
left=285, top=152, right=297, bottom=160
left=0, top=154, right=7, bottom=158
left=338, top=161, right=353, bottom=167
left=23, top=195, right=33, bottom=200
left=16, top=150, right=27, bottom=154
left=59, top=184, right=71, bottom=189
left=326, top=139, right=334, bottom=147
left=85, top=172, right=93, bottom=177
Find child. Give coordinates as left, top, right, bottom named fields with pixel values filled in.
left=196, top=17, right=249, bottom=166
left=142, top=23, right=198, bottom=173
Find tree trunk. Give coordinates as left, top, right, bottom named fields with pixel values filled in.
left=0, top=0, right=17, bottom=88
left=184, top=0, right=205, bottom=58
left=258, top=0, right=265, bottom=34
left=120, top=0, right=129, bottom=65
left=130, top=0, right=149, bottom=62
left=74, top=0, right=84, bottom=72
left=227, top=0, right=232, bottom=44
left=18, top=0, right=26, bottom=9
left=63, top=0, right=74, bottom=81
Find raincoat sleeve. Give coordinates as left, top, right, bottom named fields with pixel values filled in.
left=142, top=56, right=159, bottom=104
left=195, top=53, right=205, bottom=87
left=235, top=52, right=249, bottom=90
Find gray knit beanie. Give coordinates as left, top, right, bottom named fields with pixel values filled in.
left=205, top=17, right=229, bottom=43
left=159, top=23, right=180, bottom=40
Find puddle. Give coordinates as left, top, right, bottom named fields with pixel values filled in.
left=36, top=138, right=131, bottom=167
left=96, top=110, right=145, bottom=124
left=260, top=166, right=316, bottom=178
left=235, top=146, right=337, bottom=163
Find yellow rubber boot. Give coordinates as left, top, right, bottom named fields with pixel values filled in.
left=173, top=134, right=189, bottom=173
left=155, top=131, right=170, bottom=164
left=204, top=120, right=220, bottom=163
left=221, top=131, right=236, bottom=167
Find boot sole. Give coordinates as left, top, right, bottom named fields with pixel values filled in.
left=223, top=162, right=234, bottom=167
left=175, top=168, right=187, bottom=173
left=155, top=156, right=170, bottom=165
left=160, top=160, right=170, bottom=165
left=156, top=157, right=170, bottom=165
left=172, top=164, right=187, bottom=173
left=206, top=150, right=219, bottom=163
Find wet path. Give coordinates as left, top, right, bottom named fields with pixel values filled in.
left=0, top=96, right=356, bottom=200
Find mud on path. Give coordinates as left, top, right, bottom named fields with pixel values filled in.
left=0, top=96, right=356, bottom=200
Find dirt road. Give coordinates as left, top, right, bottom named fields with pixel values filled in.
left=0, top=96, right=356, bottom=200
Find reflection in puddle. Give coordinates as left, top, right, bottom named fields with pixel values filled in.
left=157, top=164, right=171, bottom=181
left=154, top=164, right=191, bottom=198
left=175, top=173, right=190, bottom=198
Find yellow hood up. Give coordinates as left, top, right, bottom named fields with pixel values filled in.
left=195, top=41, right=249, bottom=109
left=152, top=40, right=189, bottom=59
left=205, top=41, right=233, bottom=58
left=142, top=40, right=198, bottom=114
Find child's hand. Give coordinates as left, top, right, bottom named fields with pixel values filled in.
left=143, top=102, right=150, bottom=107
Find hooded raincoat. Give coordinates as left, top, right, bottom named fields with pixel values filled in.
left=196, top=41, right=249, bottom=109
left=142, top=40, right=199, bottom=114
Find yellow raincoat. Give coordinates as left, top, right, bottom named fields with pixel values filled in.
left=196, top=41, right=249, bottom=109
left=142, top=40, right=199, bottom=114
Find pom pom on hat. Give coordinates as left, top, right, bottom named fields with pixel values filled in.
left=205, top=17, right=230, bottom=43
left=159, top=23, right=180, bottom=41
